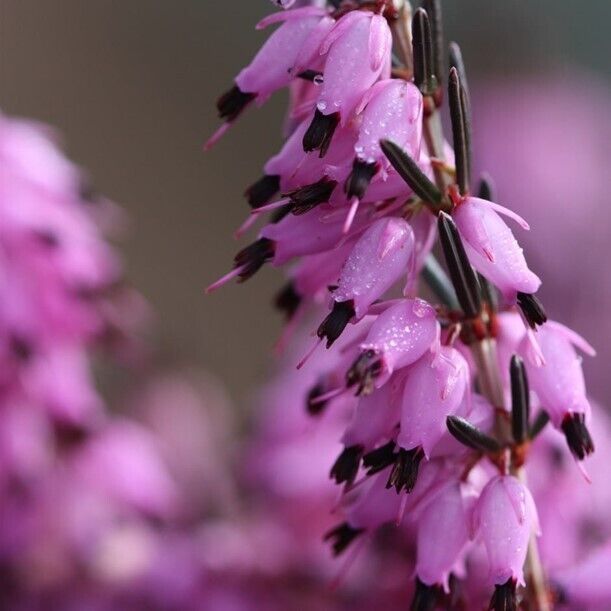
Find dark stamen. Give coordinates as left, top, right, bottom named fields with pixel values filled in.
left=561, top=413, right=594, bottom=460
left=287, top=177, right=338, bottom=215
left=306, top=381, right=329, bottom=416
left=510, top=355, right=530, bottom=444
left=529, top=410, right=550, bottom=440
left=380, top=139, right=443, bottom=207
left=346, top=349, right=383, bottom=396
left=411, top=578, right=442, bottom=611
left=517, top=292, right=547, bottom=328
left=245, top=175, right=280, bottom=209
left=234, top=238, right=275, bottom=281
left=449, top=67, right=471, bottom=195
left=363, top=440, right=397, bottom=476
left=217, top=85, right=256, bottom=122
left=386, top=447, right=425, bottom=494
left=317, top=300, right=355, bottom=348
left=303, top=109, right=340, bottom=157
left=412, top=9, right=438, bottom=96
left=345, top=159, right=379, bottom=199
left=324, top=522, right=365, bottom=556
left=446, top=415, right=501, bottom=454
left=330, top=445, right=364, bottom=485
left=274, top=282, right=301, bottom=321
left=438, top=213, right=482, bottom=319
left=488, top=578, right=517, bottom=611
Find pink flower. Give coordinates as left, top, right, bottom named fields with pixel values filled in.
left=472, top=475, right=539, bottom=588
left=303, top=10, right=392, bottom=154
left=415, top=482, right=470, bottom=591
left=397, top=346, right=470, bottom=458
left=452, top=197, right=540, bottom=299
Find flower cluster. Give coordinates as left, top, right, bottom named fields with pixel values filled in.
left=207, top=1, right=605, bottom=608
left=0, top=111, right=182, bottom=608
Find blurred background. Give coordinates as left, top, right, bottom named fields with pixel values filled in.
left=2, top=0, right=610, bottom=408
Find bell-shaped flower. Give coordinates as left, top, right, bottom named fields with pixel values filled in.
left=345, top=80, right=423, bottom=200
left=452, top=197, right=540, bottom=299
left=303, top=10, right=392, bottom=155
left=415, top=482, right=470, bottom=592
left=317, top=218, right=416, bottom=347
left=397, top=347, right=470, bottom=458
left=472, top=475, right=539, bottom=595
left=345, top=298, right=439, bottom=395
left=520, top=321, right=596, bottom=459
left=209, top=7, right=333, bottom=147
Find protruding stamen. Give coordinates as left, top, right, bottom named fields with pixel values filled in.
left=216, top=85, right=256, bottom=122
left=204, top=122, right=232, bottom=151
left=438, top=213, right=482, bottom=319
left=303, top=109, right=340, bottom=157
left=517, top=292, right=548, bottom=328
left=380, top=140, right=444, bottom=208
left=249, top=197, right=291, bottom=216
left=287, top=177, right=338, bottom=215
left=561, top=413, right=594, bottom=460
left=488, top=578, right=518, bottom=611
left=362, top=440, right=397, bottom=476
left=386, top=447, right=425, bottom=494
left=233, top=237, right=275, bottom=281
left=296, top=337, right=324, bottom=370
left=324, top=522, right=365, bottom=556
left=330, top=445, right=364, bottom=485
left=317, top=300, right=356, bottom=348
left=412, top=9, right=438, bottom=96
left=448, top=67, right=471, bottom=195
left=345, top=159, right=379, bottom=200
left=446, top=415, right=501, bottom=454
left=343, top=197, right=361, bottom=235
left=510, top=355, right=530, bottom=444
left=410, top=578, right=442, bottom=611
left=274, top=282, right=301, bottom=321
left=346, top=349, right=383, bottom=396
left=245, top=174, right=280, bottom=209
left=205, top=265, right=247, bottom=294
